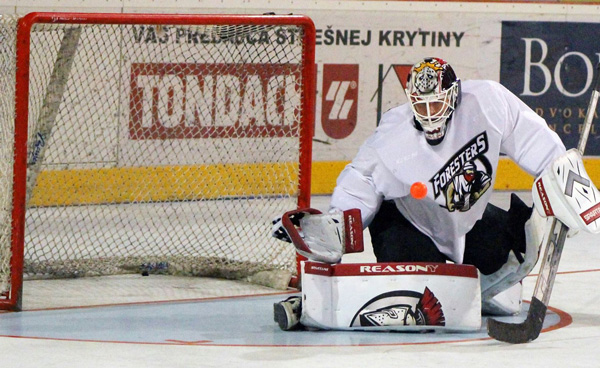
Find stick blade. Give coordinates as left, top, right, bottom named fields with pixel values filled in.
left=487, top=297, right=547, bottom=343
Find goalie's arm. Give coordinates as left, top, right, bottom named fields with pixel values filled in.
left=496, top=81, right=566, bottom=177
left=329, top=139, right=391, bottom=228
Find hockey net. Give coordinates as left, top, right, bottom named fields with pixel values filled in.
left=0, top=13, right=315, bottom=310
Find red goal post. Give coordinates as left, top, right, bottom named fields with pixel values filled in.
left=0, top=12, right=316, bottom=311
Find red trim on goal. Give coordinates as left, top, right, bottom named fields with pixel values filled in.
left=6, top=13, right=33, bottom=311
left=295, top=15, right=315, bottom=286
left=17, top=12, right=317, bottom=27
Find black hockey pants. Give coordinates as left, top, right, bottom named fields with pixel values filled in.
left=368, top=193, right=532, bottom=275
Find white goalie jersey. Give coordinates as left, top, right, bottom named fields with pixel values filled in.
left=330, top=80, right=566, bottom=264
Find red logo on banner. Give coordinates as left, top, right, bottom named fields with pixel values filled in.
left=392, top=64, right=413, bottom=89
left=321, top=64, right=359, bottom=139
left=129, top=63, right=301, bottom=139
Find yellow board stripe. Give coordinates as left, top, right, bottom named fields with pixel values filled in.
left=28, top=158, right=600, bottom=207
left=29, top=163, right=299, bottom=207
left=310, top=158, right=600, bottom=195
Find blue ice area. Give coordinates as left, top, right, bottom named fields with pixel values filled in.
left=0, top=294, right=563, bottom=346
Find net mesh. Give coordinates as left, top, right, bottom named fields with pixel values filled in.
left=0, top=15, right=311, bottom=298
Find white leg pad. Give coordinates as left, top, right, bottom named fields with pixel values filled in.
left=300, top=261, right=482, bottom=332
left=480, top=209, right=547, bottom=301
left=482, top=282, right=522, bottom=316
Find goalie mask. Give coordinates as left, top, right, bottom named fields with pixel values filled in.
left=405, top=57, right=461, bottom=146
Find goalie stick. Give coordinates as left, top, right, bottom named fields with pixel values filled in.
left=487, top=63, right=600, bottom=344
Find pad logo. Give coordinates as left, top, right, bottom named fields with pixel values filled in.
left=321, top=64, right=359, bottom=139
left=535, top=178, right=554, bottom=217
left=350, top=288, right=445, bottom=328
left=359, top=264, right=439, bottom=274
left=581, top=203, right=600, bottom=225
left=430, top=132, right=493, bottom=212
left=564, top=169, right=591, bottom=197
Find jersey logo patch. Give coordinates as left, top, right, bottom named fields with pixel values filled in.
left=430, top=132, right=493, bottom=212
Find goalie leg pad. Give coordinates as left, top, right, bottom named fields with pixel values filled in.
left=481, top=209, right=546, bottom=302
left=482, top=282, right=523, bottom=316
left=300, top=261, right=481, bottom=332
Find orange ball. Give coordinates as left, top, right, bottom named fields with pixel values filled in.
left=410, top=182, right=428, bottom=200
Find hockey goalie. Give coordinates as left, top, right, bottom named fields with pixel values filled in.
left=271, top=57, right=600, bottom=332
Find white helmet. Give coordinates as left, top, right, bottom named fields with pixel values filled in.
left=405, top=57, right=461, bottom=145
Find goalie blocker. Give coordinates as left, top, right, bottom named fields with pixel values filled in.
left=533, top=149, right=600, bottom=234
left=300, top=261, right=481, bottom=331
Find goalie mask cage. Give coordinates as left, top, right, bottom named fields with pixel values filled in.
left=0, top=12, right=315, bottom=311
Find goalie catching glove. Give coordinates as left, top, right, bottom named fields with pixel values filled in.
left=272, top=208, right=364, bottom=264
left=533, top=149, right=600, bottom=234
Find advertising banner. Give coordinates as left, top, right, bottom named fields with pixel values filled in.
left=10, top=1, right=600, bottom=191
left=500, top=21, right=600, bottom=154
left=308, top=13, right=600, bottom=162
left=307, top=10, right=479, bottom=163
left=294, top=6, right=600, bottom=192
